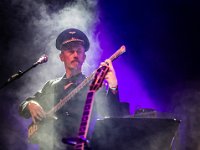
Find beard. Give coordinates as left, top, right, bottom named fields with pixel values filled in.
left=69, top=59, right=83, bottom=71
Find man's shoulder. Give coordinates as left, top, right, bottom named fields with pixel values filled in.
left=41, top=77, right=63, bottom=89
left=48, top=77, right=63, bottom=86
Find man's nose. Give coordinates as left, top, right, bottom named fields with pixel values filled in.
left=73, top=51, right=78, bottom=57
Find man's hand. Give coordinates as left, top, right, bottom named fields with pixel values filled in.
left=100, top=59, right=118, bottom=89
left=28, top=101, right=46, bottom=123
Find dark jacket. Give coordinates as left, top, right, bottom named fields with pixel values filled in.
left=19, top=73, right=120, bottom=150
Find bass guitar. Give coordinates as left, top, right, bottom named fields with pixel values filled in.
left=28, top=45, right=126, bottom=144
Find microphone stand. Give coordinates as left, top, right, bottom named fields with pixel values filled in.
left=0, top=54, right=48, bottom=90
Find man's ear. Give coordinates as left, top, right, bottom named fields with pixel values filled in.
left=59, top=52, right=64, bottom=62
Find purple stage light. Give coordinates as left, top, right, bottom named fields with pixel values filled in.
left=96, top=25, right=156, bottom=114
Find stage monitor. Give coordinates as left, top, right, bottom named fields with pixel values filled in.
left=91, top=118, right=180, bottom=150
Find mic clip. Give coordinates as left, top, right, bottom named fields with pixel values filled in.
left=7, top=70, right=23, bottom=82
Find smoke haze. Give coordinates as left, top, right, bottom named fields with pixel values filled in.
left=1, top=0, right=200, bottom=149
left=0, top=0, right=102, bottom=149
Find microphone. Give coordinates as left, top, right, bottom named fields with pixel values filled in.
left=34, top=54, right=48, bottom=65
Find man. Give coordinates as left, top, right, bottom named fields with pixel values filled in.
left=19, top=28, right=120, bottom=150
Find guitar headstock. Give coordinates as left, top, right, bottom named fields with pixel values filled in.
left=90, top=65, right=109, bottom=91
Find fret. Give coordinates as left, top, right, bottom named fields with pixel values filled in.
left=82, top=116, right=88, bottom=122
left=80, top=122, right=87, bottom=126
left=79, top=126, right=86, bottom=132
left=85, top=99, right=92, bottom=104
left=86, top=97, right=93, bottom=104
left=84, top=105, right=90, bottom=110
left=83, top=111, right=90, bottom=116
left=87, top=91, right=94, bottom=97
left=78, top=132, right=85, bottom=136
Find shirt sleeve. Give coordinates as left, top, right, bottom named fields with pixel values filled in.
left=94, top=85, right=121, bottom=118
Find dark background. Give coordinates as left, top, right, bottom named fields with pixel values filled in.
left=0, top=0, right=200, bottom=149
left=99, top=0, right=200, bottom=90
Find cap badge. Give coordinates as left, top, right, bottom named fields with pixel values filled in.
left=69, top=31, right=76, bottom=34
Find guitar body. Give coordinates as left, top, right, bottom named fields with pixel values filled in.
left=28, top=117, right=56, bottom=143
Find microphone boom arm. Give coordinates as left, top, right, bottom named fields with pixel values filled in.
left=0, top=54, right=48, bottom=90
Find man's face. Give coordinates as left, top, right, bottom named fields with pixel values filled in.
left=59, top=42, right=86, bottom=72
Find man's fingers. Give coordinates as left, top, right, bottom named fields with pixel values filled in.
left=100, top=59, right=111, bottom=66
left=30, top=109, right=45, bottom=123
left=32, top=112, right=42, bottom=122
left=32, top=116, right=36, bottom=124
left=28, top=101, right=46, bottom=123
left=37, top=109, right=46, bottom=118
left=35, top=115, right=42, bottom=121
left=100, top=60, right=114, bottom=72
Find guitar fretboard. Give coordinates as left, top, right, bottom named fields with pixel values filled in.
left=74, top=91, right=95, bottom=150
